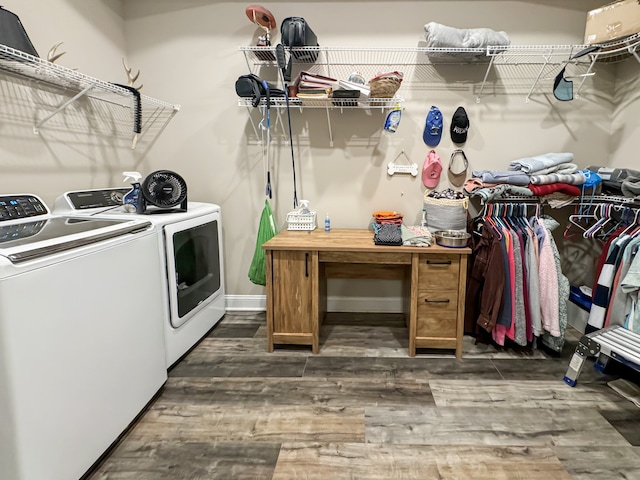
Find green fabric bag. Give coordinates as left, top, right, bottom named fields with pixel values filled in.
left=248, top=199, right=278, bottom=286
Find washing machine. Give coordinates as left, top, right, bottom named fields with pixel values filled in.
left=0, top=193, right=167, bottom=480
left=53, top=186, right=226, bottom=368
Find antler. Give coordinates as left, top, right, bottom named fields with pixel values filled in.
left=47, top=42, right=66, bottom=63
left=122, top=58, right=143, bottom=91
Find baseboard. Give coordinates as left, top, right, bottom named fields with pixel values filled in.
left=225, top=295, right=266, bottom=311
left=224, top=295, right=403, bottom=313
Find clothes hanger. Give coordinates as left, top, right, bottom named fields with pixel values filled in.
left=620, top=207, right=640, bottom=236
left=483, top=203, right=503, bottom=240
left=583, top=203, right=612, bottom=238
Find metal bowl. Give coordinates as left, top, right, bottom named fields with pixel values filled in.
left=433, top=230, right=471, bottom=248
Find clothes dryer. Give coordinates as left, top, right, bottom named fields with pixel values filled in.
left=54, top=188, right=226, bottom=367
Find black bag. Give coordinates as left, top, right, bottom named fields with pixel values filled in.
left=280, top=17, right=318, bottom=63
left=0, top=6, right=38, bottom=57
left=235, top=74, right=284, bottom=107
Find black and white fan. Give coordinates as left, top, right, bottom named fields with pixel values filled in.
left=137, top=170, right=188, bottom=214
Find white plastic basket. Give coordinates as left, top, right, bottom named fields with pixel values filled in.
left=286, top=211, right=317, bottom=231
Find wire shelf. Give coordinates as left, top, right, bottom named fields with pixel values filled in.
left=237, top=96, right=402, bottom=109
left=0, top=43, right=180, bottom=146
left=240, top=41, right=640, bottom=103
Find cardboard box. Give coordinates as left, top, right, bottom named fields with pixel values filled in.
left=584, top=0, right=640, bottom=45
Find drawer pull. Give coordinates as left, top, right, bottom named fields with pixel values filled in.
left=426, top=260, right=452, bottom=265
left=425, top=298, right=450, bottom=303
left=305, top=253, right=309, bottom=277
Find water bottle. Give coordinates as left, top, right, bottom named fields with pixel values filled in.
left=325, top=213, right=331, bottom=232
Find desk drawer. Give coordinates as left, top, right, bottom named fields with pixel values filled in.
left=418, top=254, right=460, bottom=289
left=320, top=251, right=411, bottom=264
left=416, top=290, right=458, bottom=338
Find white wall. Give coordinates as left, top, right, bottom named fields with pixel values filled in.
left=0, top=0, right=130, bottom=200
left=1, top=0, right=632, bottom=302
left=610, top=58, right=640, bottom=168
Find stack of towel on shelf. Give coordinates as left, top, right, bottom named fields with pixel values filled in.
left=464, top=152, right=600, bottom=206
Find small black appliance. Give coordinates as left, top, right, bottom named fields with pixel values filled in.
left=137, top=170, right=188, bottom=214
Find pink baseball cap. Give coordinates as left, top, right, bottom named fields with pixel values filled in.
left=422, top=149, right=442, bottom=188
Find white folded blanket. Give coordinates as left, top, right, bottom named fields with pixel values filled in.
left=424, top=22, right=511, bottom=49
left=529, top=162, right=578, bottom=176
left=508, top=152, right=574, bottom=174
left=530, top=171, right=587, bottom=186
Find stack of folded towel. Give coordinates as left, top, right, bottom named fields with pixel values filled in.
left=465, top=152, right=600, bottom=205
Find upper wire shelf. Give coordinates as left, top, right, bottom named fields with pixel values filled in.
left=0, top=43, right=180, bottom=147
left=241, top=35, right=640, bottom=68
left=240, top=38, right=640, bottom=103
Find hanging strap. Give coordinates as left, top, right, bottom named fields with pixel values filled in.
left=285, top=88, right=298, bottom=209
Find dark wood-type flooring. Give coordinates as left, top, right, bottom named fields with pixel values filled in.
left=86, top=312, right=640, bottom=479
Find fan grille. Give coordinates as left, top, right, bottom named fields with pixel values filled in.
left=142, top=170, right=187, bottom=207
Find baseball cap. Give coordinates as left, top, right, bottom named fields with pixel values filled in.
left=423, top=106, right=443, bottom=147
left=450, top=106, right=469, bottom=144
left=553, top=67, right=572, bottom=101
left=422, top=150, right=442, bottom=188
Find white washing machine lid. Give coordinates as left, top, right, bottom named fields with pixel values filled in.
left=1, top=194, right=153, bottom=263
left=0, top=215, right=152, bottom=264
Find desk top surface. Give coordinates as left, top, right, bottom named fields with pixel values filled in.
left=262, top=228, right=471, bottom=254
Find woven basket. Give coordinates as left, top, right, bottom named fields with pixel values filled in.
left=368, top=76, right=401, bottom=98
left=423, top=195, right=468, bottom=233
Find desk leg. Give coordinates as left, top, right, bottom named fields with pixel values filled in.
left=265, top=249, right=274, bottom=353
left=408, top=254, right=419, bottom=357
left=312, top=251, right=321, bottom=354
left=455, top=255, right=468, bottom=359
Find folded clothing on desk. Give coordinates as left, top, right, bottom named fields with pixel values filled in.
left=372, top=210, right=404, bottom=225
left=401, top=225, right=432, bottom=247
left=373, top=223, right=403, bottom=246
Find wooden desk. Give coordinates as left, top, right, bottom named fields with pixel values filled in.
left=262, top=228, right=471, bottom=358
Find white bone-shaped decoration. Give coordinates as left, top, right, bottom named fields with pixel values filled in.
left=388, top=161, right=418, bottom=176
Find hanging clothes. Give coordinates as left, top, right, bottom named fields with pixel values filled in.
left=465, top=205, right=569, bottom=350
left=464, top=218, right=506, bottom=336
left=539, top=216, right=570, bottom=352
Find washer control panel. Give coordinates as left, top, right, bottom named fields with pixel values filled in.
left=0, top=195, right=48, bottom=222
left=65, top=188, right=129, bottom=210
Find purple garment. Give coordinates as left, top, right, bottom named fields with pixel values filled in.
left=472, top=169, right=531, bottom=186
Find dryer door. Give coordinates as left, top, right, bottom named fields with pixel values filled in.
left=163, top=212, right=222, bottom=328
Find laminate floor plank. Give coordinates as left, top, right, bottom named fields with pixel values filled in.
left=491, top=357, right=617, bottom=383
left=303, top=356, right=503, bottom=380
left=429, top=379, right=630, bottom=410
left=365, top=406, right=631, bottom=446
left=272, top=443, right=572, bottom=480
left=126, top=404, right=365, bottom=443
left=88, top=440, right=280, bottom=480
left=169, top=354, right=307, bottom=378
left=207, top=322, right=261, bottom=338
left=553, top=446, right=640, bottom=480
left=159, top=377, right=434, bottom=407
left=598, top=406, right=640, bottom=445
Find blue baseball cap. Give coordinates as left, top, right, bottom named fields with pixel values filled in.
left=423, top=106, right=443, bottom=147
